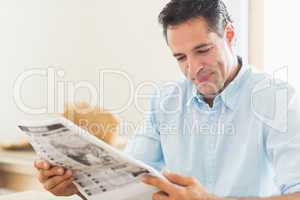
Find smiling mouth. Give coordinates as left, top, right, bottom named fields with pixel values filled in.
left=196, top=72, right=213, bottom=83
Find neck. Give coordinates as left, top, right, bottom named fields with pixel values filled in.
left=224, top=56, right=241, bottom=88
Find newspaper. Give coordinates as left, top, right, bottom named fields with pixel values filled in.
left=18, top=117, right=162, bottom=200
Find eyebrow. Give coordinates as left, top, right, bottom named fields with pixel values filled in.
left=193, top=43, right=212, bottom=50
left=173, top=43, right=212, bottom=57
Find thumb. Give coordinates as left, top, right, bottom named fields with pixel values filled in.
left=163, top=172, right=196, bottom=187
left=34, top=159, right=50, bottom=170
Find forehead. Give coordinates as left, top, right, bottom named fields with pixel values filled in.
left=166, top=17, right=213, bottom=52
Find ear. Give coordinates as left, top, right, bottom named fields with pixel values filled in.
left=224, top=23, right=236, bottom=46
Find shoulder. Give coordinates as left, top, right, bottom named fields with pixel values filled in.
left=246, top=68, right=297, bottom=105
left=246, top=67, right=299, bottom=133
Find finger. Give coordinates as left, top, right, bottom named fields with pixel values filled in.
left=34, top=159, right=51, bottom=170
left=141, top=175, right=175, bottom=194
left=49, top=178, right=75, bottom=196
left=39, top=166, right=66, bottom=182
left=43, top=170, right=73, bottom=190
left=163, top=172, right=197, bottom=186
left=152, top=191, right=169, bottom=200
left=38, top=166, right=65, bottom=183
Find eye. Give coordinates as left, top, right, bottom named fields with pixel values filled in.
left=197, top=48, right=211, bottom=54
left=176, top=56, right=186, bottom=62
left=197, top=49, right=210, bottom=54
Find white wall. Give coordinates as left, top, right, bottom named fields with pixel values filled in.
left=0, top=0, right=248, bottom=141
left=264, top=0, right=300, bottom=88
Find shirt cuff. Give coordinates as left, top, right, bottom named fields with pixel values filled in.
left=281, top=182, right=300, bottom=194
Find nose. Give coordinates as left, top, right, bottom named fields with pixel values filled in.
left=186, top=55, right=203, bottom=80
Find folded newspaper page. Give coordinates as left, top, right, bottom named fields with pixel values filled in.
left=18, top=117, right=162, bottom=200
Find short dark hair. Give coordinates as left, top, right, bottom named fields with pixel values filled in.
left=158, top=0, right=233, bottom=39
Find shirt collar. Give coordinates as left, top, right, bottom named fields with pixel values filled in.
left=186, top=56, right=251, bottom=110
left=186, top=82, right=199, bottom=107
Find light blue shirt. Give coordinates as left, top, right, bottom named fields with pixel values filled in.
left=125, top=59, right=300, bottom=198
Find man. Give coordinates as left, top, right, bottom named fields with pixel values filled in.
left=35, top=0, right=300, bottom=199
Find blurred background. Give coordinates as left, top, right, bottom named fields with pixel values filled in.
left=0, top=0, right=249, bottom=142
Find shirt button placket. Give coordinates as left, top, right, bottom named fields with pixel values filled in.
left=206, top=112, right=217, bottom=191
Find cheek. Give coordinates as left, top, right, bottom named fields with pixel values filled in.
left=216, top=61, right=227, bottom=78
left=206, top=61, right=227, bottom=87
left=200, top=46, right=220, bottom=66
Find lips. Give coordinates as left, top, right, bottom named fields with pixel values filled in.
left=196, top=72, right=213, bottom=83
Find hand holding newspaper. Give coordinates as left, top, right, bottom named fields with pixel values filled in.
left=18, top=116, right=162, bottom=200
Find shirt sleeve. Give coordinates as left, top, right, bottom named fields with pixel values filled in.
left=124, top=92, right=165, bottom=171
left=265, top=86, right=300, bottom=194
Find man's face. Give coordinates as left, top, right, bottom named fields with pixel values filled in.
left=167, top=17, right=235, bottom=98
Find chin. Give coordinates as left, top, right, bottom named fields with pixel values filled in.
left=200, top=91, right=218, bottom=99
left=197, top=82, right=220, bottom=96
